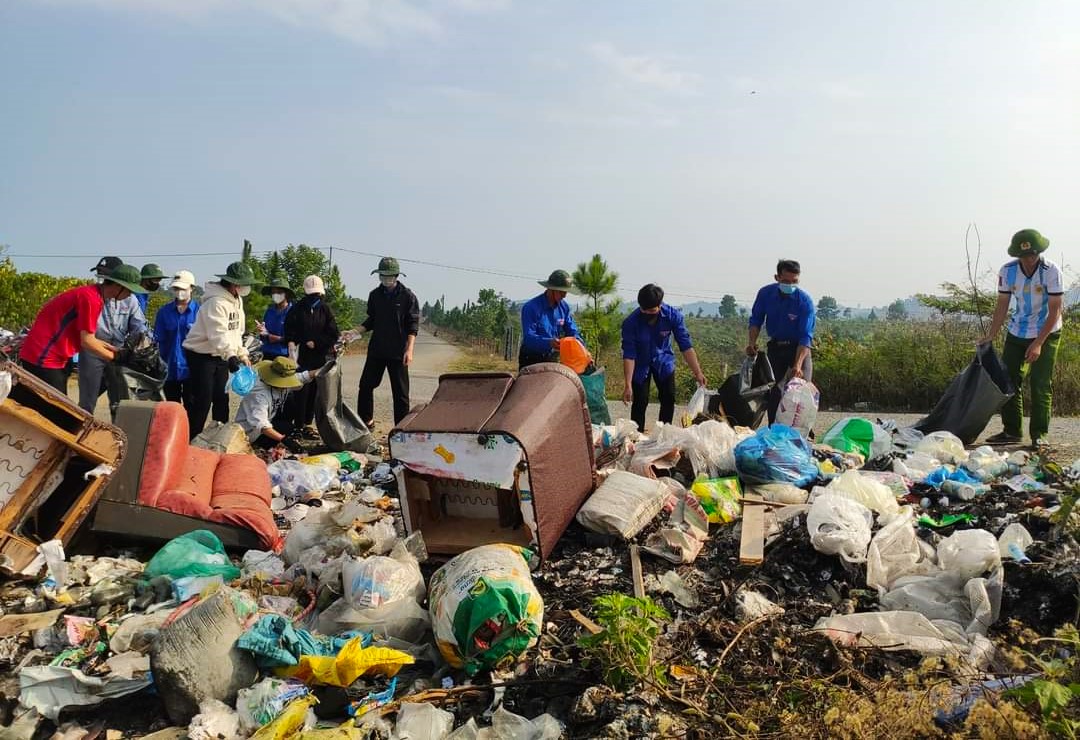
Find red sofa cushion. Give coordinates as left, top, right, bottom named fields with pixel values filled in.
left=206, top=507, right=282, bottom=552
left=212, top=454, right=272, bottom=507
left=137, top=402, right=194, bottom=507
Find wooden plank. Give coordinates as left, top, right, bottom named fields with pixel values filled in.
left=0, top=401, right=111, bottom=465
left=739, top=492, right=765, bottom=565
left=569, top=609, right=602, bottom=635
left=0, top=441, right=66, bottom=533
left=629, top=544, right=645, bottom=599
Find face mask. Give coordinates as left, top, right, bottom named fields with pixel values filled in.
left=380, top=276, right=398, bottom=289
left=174, top=289, right=190, bottom=302
left=271, top=292, right=286, bottom=304
left=95, top=275, right=106, bottom=284
left=778, top=283, right=797, bottom=295
left=237, top=285, right=252, bottom=297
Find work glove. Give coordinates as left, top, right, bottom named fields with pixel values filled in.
left=281, top=435, right=305, bottom=454
left=227, top=356, right=242, bottom=373
left=113, top=348, right=132, bottom=366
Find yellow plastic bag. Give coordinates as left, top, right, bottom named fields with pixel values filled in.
left=250, top=696, right=318, bottom=740
left=279, top=637, right=413, bottom=687
left=690, top=477, right=742, bottom=524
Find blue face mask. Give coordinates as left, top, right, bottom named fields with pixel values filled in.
left=778, top=283, right=797, bottom=295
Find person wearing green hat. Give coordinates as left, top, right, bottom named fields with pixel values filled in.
left=258, top=274, right=294, bottom=360
left=182, top=261, right=259, bottom=438
left=235, top=356, right=329, bottom=451
left=980, top=229, right=1064, bottom=449
left=136, top=263, right=167, bottom=313
left=18, top=262, right=146, bottom=395
left=79, top=258, right=149, bottom=413
left=518, top=269, right=584, bottom=369
left=354, top=257, right=419, bottom=426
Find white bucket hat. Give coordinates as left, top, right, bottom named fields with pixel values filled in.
left=171, top=270, right=196, bottom=291
left=303, top=275, right=325, bottom=295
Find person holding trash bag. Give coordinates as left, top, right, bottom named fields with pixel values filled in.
left=284, top=274, right=340, bottom=438
left=235, top=356, right=329, bottom=451
left=355, top=257, right=419, bottom=427
left=980, top=229, right=1064, bottom=450
left=182, top=261, right=257, bottom=438
left=153, top=269, right=200, bottom=404
left=621, top=284, right=707, bottom=432
left=258, top=274, right=294, bottom=360
left=747, top=259, right=816, bottom=424
left=519, top=269, right=585, bottom=369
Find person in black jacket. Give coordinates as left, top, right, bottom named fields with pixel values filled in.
left=355, top=257, right=419, bottom=426
left=283, top=274, right=340, bottom=438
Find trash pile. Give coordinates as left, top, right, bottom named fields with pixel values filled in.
left=2, top=376, right=1080, bottom=737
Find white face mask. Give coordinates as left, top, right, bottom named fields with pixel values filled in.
left=380, top=275, right=398, bottom=289
left=95, top=275, right=106, bottom=284
left=237, top=285, right=252, bottom=297
left=271, top=292, right=286, bottom=304
left=174, top=289, right=190, bottom=302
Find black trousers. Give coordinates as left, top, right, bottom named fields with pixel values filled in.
left=358, top=356, right=410, bottom=425
left=288, top=382, right=318, bottom=430
left=163, top=380, right=186, bottom=404
left=766, top=341, right=814, bottom=424
left=630, top=373, right=677, bottom=433
left=20, top=360, right=70, bottom=395
left=183, top=350, right=229, bottom=439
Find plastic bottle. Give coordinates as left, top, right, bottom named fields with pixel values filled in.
left=942, top=480, right=988, bottom=501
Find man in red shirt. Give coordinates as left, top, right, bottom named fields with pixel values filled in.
left=19, top=264, right=148, bottom=395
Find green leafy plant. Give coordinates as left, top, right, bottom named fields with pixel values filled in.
left=578, top=593, right=670, bottom=691
left=1007, top=624, right=1080, bottom=737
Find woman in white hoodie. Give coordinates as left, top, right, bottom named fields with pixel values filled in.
left=181, top=261, right=257, bottom=438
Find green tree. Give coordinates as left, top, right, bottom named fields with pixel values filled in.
left=719, top=294, right=738, bottom=319
left=817, top=295, right=840, bottom=320
left=0, top=257, right=88, bottom=329
left=916, top=281, right=996, bottom=321
left=886, top=299, right=908, bottom=321
left=843, top=307, right=852, bottom=319
left=572, top=254, right=620, bottom=358
left=868, top=309, right=878, bottom=321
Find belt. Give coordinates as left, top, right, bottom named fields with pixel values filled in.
left=767, top=340, right=795, bottom=347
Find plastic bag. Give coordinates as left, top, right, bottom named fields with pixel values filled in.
left=316, top=362, right=374, bottom=453
left=237, top=678, right=310, bottom=735
left=774, top=378, right=819, bottom=437
left=558, top=337, right=592, bottom=374
left=815, top=611, right=974, bottom=657
left=393, top=702, right=454, bottom=740
left=866, top=507, right=936, bottom=594
left=821, top=417, right=893, bottom=460
left=343, top=543, right=425, bottom=610
left=915, top=432, right=967, bottom=466
left=892, top=451, right=940, bottom=482
left=998, top=523, right=1034, bottom=562
left=230, top=365, right=258, bottom=396
left=479, top=707, right=562, bottom=740
left=267, top=460, right=336, bottom=501
left=144, top=530, right=241, bottom=582
left=750, top=482, right=809, bottom=505
left=282, top=499, right=383, bottom=564
left=690, top=477, right=742, bottom=524
left=576, top=471, right=681, bottom=538
left=739, top=353, right=775, bottom=399
left=681, top=386, right=716, bottom=427
left=280, top=637, right=413, bottom=687
left=318, top=596, right=431, bottom=644
left=964, top=446, right=1010, bottom=482
left=692, top=419, right=743, bottom=476
left=937, top=530, right=1000, bottom=581
left=806, top=493, right=873, bottom=563
left=579, top=368, right=611, bottom=425
left=823, top=470, right=901, bottom=523
left=734, top=424, right=818, bottom=487
left=188, top=699, right=241, bottom=740
left=428, top=545, right=543, bottom=675
left=914, top=343, right=1015, bottom=444
left=250, top=696, right=318, bottom=740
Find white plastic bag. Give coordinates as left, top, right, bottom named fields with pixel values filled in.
left=892, top=451, right=941, bottom=482
left=188, top=699, right=240, bottom=740
left=282, top=498, right=383, bottom=564
left=576, top=471, right=682, bottom=539
left=814, top=611, right=971, bottom=657
left=806, top=493, right=873, bottom=563
left=266, top=460, right=336, bottom=501
left=394, top=702, right=454, bottom=740
left=681, top=386, right=716, bottom=427
left=477, top=707, right=562, bottom=740
left=998, top=523, right=1034, bottom=561
left=915, top=431, right=967, bottom=465
left=317, top=596, right=431, bottom=644
left=343, top=543, right=425, bottom=610
left=774, top=378, right=819, bottom=436
left=866, top=507, right=936, bottom=594
left=964, top=446, right=1010, bottom=482
left=823, top=470, right=901, bottom=523
left=692, top=419, right=743, bottom=476
left=937, top=529, right=1000, bottom=581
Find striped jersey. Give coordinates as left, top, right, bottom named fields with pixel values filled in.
left=998, top=258, right=1063, bottom=339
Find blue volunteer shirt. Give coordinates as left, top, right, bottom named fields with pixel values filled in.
left=749, top=284, right=816, bottom=347
left=153, top=300, right=199, bottom=382
left=262, top=303, right=292, bottom=358
left=520, top=293, right=582, bottom=356
left=621, top=304, right=693, bottom=385
left=97, top=294, right=147, bottom=346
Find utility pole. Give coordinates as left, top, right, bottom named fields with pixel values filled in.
left=328, top=245, right=334, bottom=272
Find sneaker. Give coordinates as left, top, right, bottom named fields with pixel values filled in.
left=1031, top=437, right=1051, bottom=452
left=985, top=431, right=1022, bottom=445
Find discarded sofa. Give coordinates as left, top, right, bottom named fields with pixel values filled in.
left=93, top=400, right=280, bottom=551
left=389, top=363, right=596, bottom=563
left=0, top=361, right=125, bottom=576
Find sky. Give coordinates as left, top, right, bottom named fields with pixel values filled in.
left=2, top=0, right=1079, bottom=311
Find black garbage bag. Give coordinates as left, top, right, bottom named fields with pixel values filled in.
left=715, top=374, right=768, bottom=429
left=914, top=342, right=1015, bottom=444
left=315, top=362, right=375, bottom=453
left=739, top=353, right=775, bottom=399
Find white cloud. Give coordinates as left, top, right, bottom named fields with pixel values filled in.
left=440, top=0, right=510, bottom=11
left=820, top=81, right=867, bottom=100
left=587, top=42, right=701, bottom=94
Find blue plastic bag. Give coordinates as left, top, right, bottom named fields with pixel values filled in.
left=231, top=365, right=258, bottom=396
left=734, top=424, right=818, bottom=487
left=924, top=466, right=981, bottom=490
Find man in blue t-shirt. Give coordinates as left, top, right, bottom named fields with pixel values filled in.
left=153, top=269, right=200, bottom=404
left=622, top=284, right=707, bottom=432
left=518, top=269, right=584, bottom=369
left=747, top=259, right=816, bottom=424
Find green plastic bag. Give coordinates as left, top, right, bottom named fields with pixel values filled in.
left=821, top=417, right=891, bottom=460
left=145, top=530, right=241, bottom=581
left=579, top=369, right=611, bottom=425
